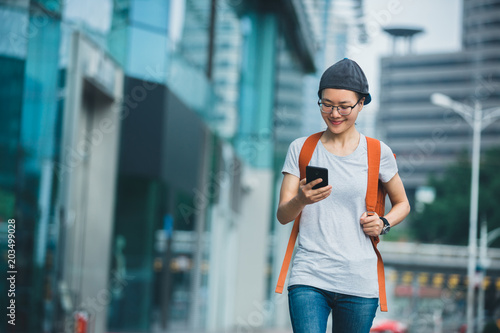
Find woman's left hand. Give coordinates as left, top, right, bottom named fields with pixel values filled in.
left=360, top=212, right=383, bottom=237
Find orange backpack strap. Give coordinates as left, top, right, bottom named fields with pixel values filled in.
left=365, top=137, right=381, bottom=216
left=275, top=131, right=324, bottom=294
left=366, top=136, right=388, bottom=312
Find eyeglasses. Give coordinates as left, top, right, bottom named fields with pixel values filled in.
left=317, top=97, right=362, bottom=116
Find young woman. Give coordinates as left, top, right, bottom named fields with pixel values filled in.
left=277, top=58, right=410, bottom=332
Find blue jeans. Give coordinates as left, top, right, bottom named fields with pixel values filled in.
left=288, top=284, right=378, bottom=333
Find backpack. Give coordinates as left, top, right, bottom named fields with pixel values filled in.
left=274, top=131, right=389, bottom=312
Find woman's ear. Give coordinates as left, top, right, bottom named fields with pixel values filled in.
left=358, top=97, right=365, bottom=111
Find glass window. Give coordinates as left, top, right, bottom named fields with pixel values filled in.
left=63, top=0, right=112, bottom=33
left=0, top=6, right=28, bottom=58
left=178, top=0, right=211, bottom=72
left=130, top=0, right=169, bottom=32
left=0, top=56, right=24, bottom=207
left=127, top=25, right=168, bottom=83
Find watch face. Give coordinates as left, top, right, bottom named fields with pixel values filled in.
left=381, top=225, right=390, bottom=235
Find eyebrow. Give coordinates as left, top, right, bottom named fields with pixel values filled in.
left=321, top=98, right=354, bottom=104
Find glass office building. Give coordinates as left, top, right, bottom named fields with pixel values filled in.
left=0, top=1, right=64, bottom=332
left=0, top=0, right=320, bottom=332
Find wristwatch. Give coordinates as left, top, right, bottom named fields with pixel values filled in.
left=380, top=217, right=391, bottom=235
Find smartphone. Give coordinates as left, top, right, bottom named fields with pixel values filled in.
left=306, top=166, right=328, bottom=190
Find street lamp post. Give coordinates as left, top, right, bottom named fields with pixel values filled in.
left=431, top=93, right=500, bottom=333
left=478, top=219, right=488, bottom=333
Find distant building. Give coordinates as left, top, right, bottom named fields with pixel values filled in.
left=378, top=0, right=500, bottom=201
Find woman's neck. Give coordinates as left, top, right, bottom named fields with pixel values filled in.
left=321, top=128, right=360, bottom=156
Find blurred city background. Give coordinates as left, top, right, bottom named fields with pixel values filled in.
left=1, top=0, right=500, bottom=332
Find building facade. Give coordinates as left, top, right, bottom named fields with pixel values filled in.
left=0, top=0, right=320, bottom=332
left=377, top=0, right=500, bottom=201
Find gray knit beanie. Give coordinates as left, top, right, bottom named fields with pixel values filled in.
left=318, top=58, right=371, bottom=105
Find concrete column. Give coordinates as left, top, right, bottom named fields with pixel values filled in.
left=57, top=31, right=123, bottom=333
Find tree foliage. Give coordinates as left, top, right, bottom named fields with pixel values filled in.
left=410, top=146, right=500, bottom=247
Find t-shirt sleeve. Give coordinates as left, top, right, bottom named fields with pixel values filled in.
left=281, top=137, right=307, bottom=179
left=379, top=141, right=398, bottom=183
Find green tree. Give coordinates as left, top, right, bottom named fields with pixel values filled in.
left=411, top=146, right=500, bottom=247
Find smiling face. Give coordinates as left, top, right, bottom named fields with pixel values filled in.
left=320, top=88, right=364, bottom=136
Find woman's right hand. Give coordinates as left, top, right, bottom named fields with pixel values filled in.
left=297, top=178, right=332, bottom=205
left=277, top=174, right=332, bottom=224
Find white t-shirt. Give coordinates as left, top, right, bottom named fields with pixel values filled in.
left=281, top=133, right=398, bottom=298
